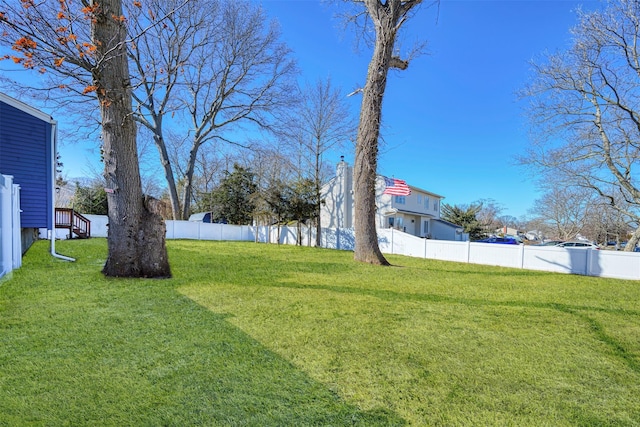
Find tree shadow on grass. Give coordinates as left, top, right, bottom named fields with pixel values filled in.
left=10, top=240, right=639, bottom=425
left=135, top=295, right=407, bottom=426
left=0, top=271, right=406, bottom=426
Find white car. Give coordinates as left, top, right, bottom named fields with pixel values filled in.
left=555, top=241, right=600, bottom=250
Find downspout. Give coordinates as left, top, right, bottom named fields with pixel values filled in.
left=50, top=120, right=75, bottom=262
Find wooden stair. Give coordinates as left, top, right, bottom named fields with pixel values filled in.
left=55, top=208, right=91, bottom=239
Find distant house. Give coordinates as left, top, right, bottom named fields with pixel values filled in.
left=0, top=93, right=56, bottom=276
left=496, top=226, right=520, bottom=237
left=320, top=160, right=468, bottom=241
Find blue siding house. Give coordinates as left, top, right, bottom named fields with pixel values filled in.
left=0, top=92, right=55, bottom=252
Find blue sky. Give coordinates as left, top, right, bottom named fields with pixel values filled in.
left=258, top=0, right=599, bottom=218
left=1, top=0, right=599, bottom=219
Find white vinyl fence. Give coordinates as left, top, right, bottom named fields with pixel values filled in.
left=0, top=174, right=21, bottom=279
left=51, top=216, right=640, bottom=281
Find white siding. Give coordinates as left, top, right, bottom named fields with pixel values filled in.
left=321, top=162, right=454, bottom=240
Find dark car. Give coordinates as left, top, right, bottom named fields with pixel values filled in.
left=476, top=237, right=519, bottom=245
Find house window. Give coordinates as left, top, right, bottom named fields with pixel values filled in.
left=423, top=220, right=429, bottom=236
left=394, top=195, right=406, bottom=204
left=434, top=200, right=439, bottom=212
left=424, top=196, right=429, bottom=209
left=388, top=217, right=394, bottom=228
left=417, top=195, right=422, bottom=205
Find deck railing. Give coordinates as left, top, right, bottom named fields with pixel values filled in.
left=54, top=208, right=91, bottom=239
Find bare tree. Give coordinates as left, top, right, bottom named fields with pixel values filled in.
left=127, top=0, right=207, bottom=219
left=1, top=0, right=171, bottom=277
left=244, top=145, right=296, bottom=230
left=496, top=215, right=519, bottom=234
left=106, top=0, right=296, bottom=220
left=583, top=198, right=633, bottom=246
left=475, top=198, right=503, bottom=236
left=189, top=149, right=228, bottom=215
left=177, top=1, right=297, bottom=219
left=523, top=0, right=640, bottom=251
left=528, top=186, right=594, bottom=241
left=346, top=0, right=435, bottom=265
left=247, top=145, right=296, bottom=195
left=283, top=77, right=356, bottom=246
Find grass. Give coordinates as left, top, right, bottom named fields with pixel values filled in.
left=1, top=239, right=639, bottom=426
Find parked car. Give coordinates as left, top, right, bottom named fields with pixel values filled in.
left=476, top=237, right=519, bottom=245
left=534, top=240, right=565, bottom=246
left=555, top=241, right=600, bottom=250
left=504, top=234, right=524, bottom=243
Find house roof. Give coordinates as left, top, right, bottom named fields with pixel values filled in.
left=376, top=175, right=443, bottom=199
left=322, top=161, right=445, bottom=200
left=434, top=218, right=464, bottom=229
left=406, top=183, right=444, bottom=199
left=0, top=92, right=55, bottom=124
left=394, top=207, right=438, bottom=217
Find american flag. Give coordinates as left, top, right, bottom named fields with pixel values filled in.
left=383, top=177, right=411, bottom=196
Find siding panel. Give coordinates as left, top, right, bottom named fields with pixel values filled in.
left=0, top=100, right=53, bottom=228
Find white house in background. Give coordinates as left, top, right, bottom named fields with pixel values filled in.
left=320, top=160, right=468, bottom=241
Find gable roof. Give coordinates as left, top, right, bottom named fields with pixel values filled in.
left=0, top=92, right=55, bottom=124
left=406, top=183, right=444, bottom=200
left=434, top=218, right=463, bottom=229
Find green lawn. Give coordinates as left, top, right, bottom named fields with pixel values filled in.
left=1, top=239, right=639, bottom=426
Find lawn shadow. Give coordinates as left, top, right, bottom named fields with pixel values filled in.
left=146, top=292, right=408, bottom=425
left=1, top=240, right=407, bottom=426
left=9, top=240, right=639, bottom=425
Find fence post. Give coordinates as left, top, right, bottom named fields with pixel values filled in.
left=391, top=228, right=394, bottom=254
left=11, top=182, right=21, bottom=268
left=69, top=208, right=74, bottom=240
left=0, top=175, right=22, bottom=275
left=0, top=175, right=10, bottom=275
left=424, top=237, right=427, bottom=259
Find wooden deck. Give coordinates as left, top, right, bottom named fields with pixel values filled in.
left=55, top=208, right=91, bottom=239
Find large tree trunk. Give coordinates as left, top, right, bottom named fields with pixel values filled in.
left=353, top=4, right=400, bottom=265
left=94, top=0, right=171, bottom=278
